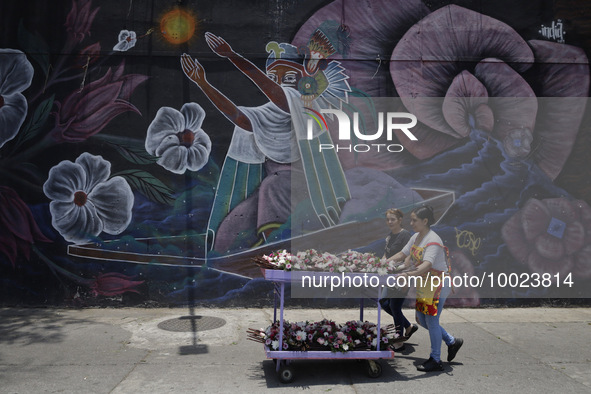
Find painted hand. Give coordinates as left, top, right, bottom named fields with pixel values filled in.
left=181, top=53, right=205, bottom=84
left=205, top=32, right=234, bottom=58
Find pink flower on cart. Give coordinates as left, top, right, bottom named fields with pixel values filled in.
left=501, top=197, right=591, bottom=279
left=0, top=49, right=34, bottom=148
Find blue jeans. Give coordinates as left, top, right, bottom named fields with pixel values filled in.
left=416, top=284, right=455, bottom=362
left=380, top=296, right=411, bottom=337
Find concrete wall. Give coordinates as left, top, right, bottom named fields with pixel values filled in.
left=1, top=0, right=590, bottom=307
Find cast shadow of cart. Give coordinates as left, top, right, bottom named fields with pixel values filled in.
left=250, top=342, right=462, bottom=388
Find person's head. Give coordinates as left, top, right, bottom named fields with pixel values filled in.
left=385, top=208, right=404, bottom=232
left=266, top=62, right=303, bottom=88
left=410, top=205, right=435, bottom=232
left=265, top=42, right=304, bottom=88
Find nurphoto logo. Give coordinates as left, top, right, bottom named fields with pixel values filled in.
left=304, top=109, right=418, bottom=153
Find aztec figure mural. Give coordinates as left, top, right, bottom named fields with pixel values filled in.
left=1, top=0, right=591, bottom=306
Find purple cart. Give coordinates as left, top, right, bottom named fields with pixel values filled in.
left=262, top=268, right=395, bottom=383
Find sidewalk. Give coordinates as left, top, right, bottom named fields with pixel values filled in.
left=1, top=306, right=590, bottom=393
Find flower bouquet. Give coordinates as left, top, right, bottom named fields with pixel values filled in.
left=253, top=249, right=401, bottom=275
left=247, top=319, right=401, bottom=353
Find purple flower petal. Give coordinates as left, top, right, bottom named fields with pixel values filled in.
left=542, top=197, right=576, bottom=223
left=442, top=70, right=491, bottom=137
left=563, top=222, right=585, bottom=255
left=527, top=250, right=574, bottom=279
left=474, top=59, right=537, bottom=141
left=501, top=210, right=533, bottom=264
left=534, top=232, right=565, bottom=260
left=527, top=40, right=589, bottom=180
left=391, top=5, right=534, bottom=135
left=521, top=199, right=551, bottom=241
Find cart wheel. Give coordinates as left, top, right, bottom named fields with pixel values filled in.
left=278, top=365, right=295, bottom=383
left=366, top=360, right=382, bottom=378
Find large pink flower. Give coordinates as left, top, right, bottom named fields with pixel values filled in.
left=65, top=0, right=100, bottom=44
left=390, top=5, right=589, bottom=179
left=51, top=61, right=148, bottom=143
left=501, top=197, right=591, bottom=279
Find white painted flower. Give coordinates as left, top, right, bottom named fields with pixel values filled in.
left=146, top=103, right=211, bottom=174
left=0, top=49, right=34, bottom=148
left=43, top=153, right=134, bottom=244
left=271, top=340, right=279, bottom=350
left=113, top=30, right=137, bottom=52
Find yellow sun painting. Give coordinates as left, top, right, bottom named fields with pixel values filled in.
left=160, top=8, right=197, bottom=45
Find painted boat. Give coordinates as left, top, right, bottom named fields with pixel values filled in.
left=67, top=188, right=454, bottom=279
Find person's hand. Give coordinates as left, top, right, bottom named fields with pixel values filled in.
left=181, top=54, right=206, bottom=84
left=205, top=32, right=234, bottom=58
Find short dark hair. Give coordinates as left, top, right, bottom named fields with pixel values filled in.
left=412, top=205, right=435, bottom=226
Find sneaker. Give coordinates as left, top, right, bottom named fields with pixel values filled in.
left=416, top=357, right=443, bottom=372
left=447, top=338, right=463, bottom=362
left=392, top=343, right=406, bottom=352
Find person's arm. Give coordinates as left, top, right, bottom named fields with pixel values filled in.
left=180, top=54, right=252, bottom=130
left=205, top=33, right=290, bottom=113
left=387, top=250, right=407, bottom=263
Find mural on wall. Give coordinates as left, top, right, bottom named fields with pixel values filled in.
left=1, top=0, right=591, bottom=306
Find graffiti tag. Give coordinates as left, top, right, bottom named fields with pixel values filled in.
left=539, top=20, right=565, bottom=43
left=455, top=227, right=481, bottom=256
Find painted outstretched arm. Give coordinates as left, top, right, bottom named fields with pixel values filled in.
left=180, top=54, right=253, bottom=131
left=205, top=32, right=290, bottom=113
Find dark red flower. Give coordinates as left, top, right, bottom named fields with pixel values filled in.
left=90, top=272, right=144, bottom=297
left=74, top=42, right=101, bottom=68
left=51, top=60, right=148, bottom=142
left=0, top=187, right=52, bottom=267
left=65, top=0, right=100, bottom=44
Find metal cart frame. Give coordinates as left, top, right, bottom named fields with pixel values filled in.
left=262, top=269, right=395, bottom=383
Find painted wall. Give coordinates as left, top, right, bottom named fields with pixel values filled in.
left=1, top=0, right=590, bottom=307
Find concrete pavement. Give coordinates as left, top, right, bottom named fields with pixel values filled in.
left=1, top=306, right=591, bottom=393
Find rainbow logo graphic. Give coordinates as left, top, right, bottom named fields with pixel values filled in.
left=303, top=107, right=328, bottom=130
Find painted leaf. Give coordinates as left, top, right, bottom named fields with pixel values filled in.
left=93, top=134, right=158, bottom=165
left=13, top=94, right=54, bottom=149
left=113, top=169, right=175, bottom=206
left=18, top=19, right=50, bottom=75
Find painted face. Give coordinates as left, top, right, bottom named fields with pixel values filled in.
left=386, top=213, right=401, bottom=232
left=266, top=64, right=302, bottom=88
left=410, top=212, right=428, bottom=232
